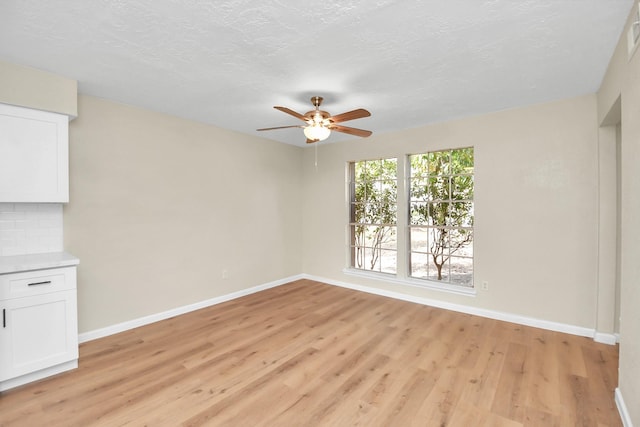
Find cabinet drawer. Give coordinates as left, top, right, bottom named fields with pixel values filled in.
left=0, top=267, right=76, bottom=300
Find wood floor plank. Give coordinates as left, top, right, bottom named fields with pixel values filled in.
left=491, top=341, right=530, bottom=423
left=449, top=401, right=523, bottom=427
left=0, top=279, right=621, bottom=426
left=523, top=329, right=560, bottom=415
left=459, top=335, right=509, bottom=411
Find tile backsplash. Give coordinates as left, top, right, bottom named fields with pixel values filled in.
left=0, top=203, right=63, bottom=256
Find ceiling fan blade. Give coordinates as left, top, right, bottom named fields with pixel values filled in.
left=306, top=138, right=319, bottom=144
left=256, top=125, right=304, bottom=131
left=329, top=108, right=371, bottom=123
left=330, top=124, right=373, bottom=138
left=274, top=106, right=308, bottom=122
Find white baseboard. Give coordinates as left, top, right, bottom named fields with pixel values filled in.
left=78, top=274, right=304, bottom=343
left=79, top=273, right=615, bottom=347
left=302, top=274, right=602, bottom=341
left=615, top=387, right=634, bottom=427
left=594, top=332, right=618, bottom=345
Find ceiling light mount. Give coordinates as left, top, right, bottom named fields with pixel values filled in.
left=311, top=96, right=323, bottom=108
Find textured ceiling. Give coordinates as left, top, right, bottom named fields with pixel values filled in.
left=0, top=0, right=634, bottom=146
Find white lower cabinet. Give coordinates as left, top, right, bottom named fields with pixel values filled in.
left=0, top=266, right=78, bottom=391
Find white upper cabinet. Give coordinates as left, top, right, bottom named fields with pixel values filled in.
left=0, top=103, right=69, bottom=202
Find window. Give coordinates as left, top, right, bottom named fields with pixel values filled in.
left=348, top=158, right=397, bottom=274
left=409, top=148, right=474, bottom=286
left=347, top=149, right=474, bottom=289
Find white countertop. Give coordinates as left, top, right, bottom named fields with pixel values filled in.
left=0, top=251, right=79, bottom=275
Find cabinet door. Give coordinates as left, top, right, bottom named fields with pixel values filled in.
left=0, top=103, right=69, bottom=202
left=0, top=290, right=78, bottom=381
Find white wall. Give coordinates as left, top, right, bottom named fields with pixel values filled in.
left=302, top=95, right=600, bottom=329
left=64, top=95, right=304, bottom=333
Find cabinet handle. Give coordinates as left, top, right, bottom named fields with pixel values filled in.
left=28, top=280, right=52, bottom=287
left=2, top=309, right=5, bottom=328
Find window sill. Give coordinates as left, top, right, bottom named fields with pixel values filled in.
left=342, top=268, right=477, bottom=297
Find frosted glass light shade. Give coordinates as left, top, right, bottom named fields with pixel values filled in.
left=303, top=124, right=331, bottom=141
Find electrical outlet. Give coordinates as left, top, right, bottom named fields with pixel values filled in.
left=222, top=269, right=229, bottom=279
left=481, top=281, right=489, bottom=291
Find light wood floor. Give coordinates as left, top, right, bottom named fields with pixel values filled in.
left=0, top=280, right=621, bottom=426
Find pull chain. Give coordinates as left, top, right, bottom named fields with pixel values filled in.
left=314, top=139, right=318, bottom=170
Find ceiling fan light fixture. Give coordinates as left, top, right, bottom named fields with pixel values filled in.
left=303, top=124, right=331, bottom=141
left=257, top=96, right=372, bottom=143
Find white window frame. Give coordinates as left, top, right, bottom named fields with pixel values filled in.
left=344, top=147, right=475, bottom=296
left=347, top=158, right=398, bottom=275
left=407, top=147, right=474, bottom=288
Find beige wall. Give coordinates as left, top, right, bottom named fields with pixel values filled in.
left=64, top=95, right=303, bottom=332
left=302, top=95, right=600, bottom=328
left=598, top=2, right=640, bottom=424
left=597, top=124, right=619, bottom=337
left=0, top=60, right=77, bottom=117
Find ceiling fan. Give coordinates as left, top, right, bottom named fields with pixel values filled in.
left=257, top=96, right=372, bottom=143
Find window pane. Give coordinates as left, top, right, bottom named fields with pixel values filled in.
left=410, top=252, right=429, bottom=278
left=351, top=224, right=366, bottom=248
left=427, top=256, right=449, bottom=282
left=451, top=175, right=473, bottom=200
left=410, top=154, right=429, bottom=179
left=354, top=181, right=368, bottom=203
left=365, top=225, right=396, bottom=249
left=355, top=161, right=367, bottom=181
left=380, top=226, right=397, bottom=249
left=449, top=256, right=473, bottom=286
left=410, top=179, right=429, bottom=202
left=450, top=147, right=474, bottom=174
left=428, top=150, right=451, bottom=174
left=380, top=180, right=397, bottom=203
left=365, top=203, right=394, bottom=225
left=410, top=202, right=428, bottom=225
left=451, top=234, right=473, bottom=258
left=428, top=202, right=449, bottom=226
left=428, top=176, right=450, bottom=201
left=364, top=247, right=380, bottom=271
left=352, top=202, right=366, bottom=223
left=351, top=245, right=366, bottom=269
left=380, top=250, right=397, bottom=274
left=380, top=158, right=397, bottom=180
left=450, top=230, right=473, bottom=257
left=365, top=203, right=379, bottom=224
left=449, top=202, right=473, bottom=226
left=382, top=203, right=397, bottom=225
left=410, top=227, right=429, bottom=252
left=428, top=227, right=449, bottom=255
left=367, top=160, right=381, bottom=178
left=428, top=255, right=448, bottom=282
